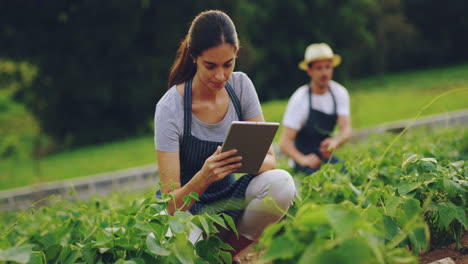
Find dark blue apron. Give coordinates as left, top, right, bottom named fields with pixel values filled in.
left=294, top=85, right=339, bottom=174
left=160, top=79, right=254, bottom=221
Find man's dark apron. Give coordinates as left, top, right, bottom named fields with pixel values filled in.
left=163, top=79, right=254, bottom=221
left=294, top=85, right=338, bottom=174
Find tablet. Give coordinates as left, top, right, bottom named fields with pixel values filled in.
left=221, top=121, right=279, bottom=174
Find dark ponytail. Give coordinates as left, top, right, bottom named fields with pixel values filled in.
left=168, top=36, right=196, bottom=88
left=168, top=10, right=239, bottom=88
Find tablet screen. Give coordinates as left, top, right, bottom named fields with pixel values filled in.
left=221, top=121, right=279, bottom=174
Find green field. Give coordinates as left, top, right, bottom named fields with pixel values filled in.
left=1, top=63, right=467, bottom=190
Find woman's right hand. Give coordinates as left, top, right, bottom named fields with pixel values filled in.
left=198, top=146, right=243, bottom=184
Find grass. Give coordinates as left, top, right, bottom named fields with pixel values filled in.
left=0, top=137, right=156, bottom=190
left=1, top=63, right=468, bottom=190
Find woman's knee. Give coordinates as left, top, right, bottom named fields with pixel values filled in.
left=260, top=169, right=296, bottom=208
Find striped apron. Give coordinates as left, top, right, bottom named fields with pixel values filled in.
left=179, top=79, right=254, bottom=221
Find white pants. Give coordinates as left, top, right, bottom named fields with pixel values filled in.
left=158, top=169, right=296, bottom=243
left=236, top=169, right=296, bottom=241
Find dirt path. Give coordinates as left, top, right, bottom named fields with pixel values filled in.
left=419, top=230, right=468, bottom=264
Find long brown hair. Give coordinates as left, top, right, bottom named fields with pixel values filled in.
left=168, top=10, right=239, bottom=88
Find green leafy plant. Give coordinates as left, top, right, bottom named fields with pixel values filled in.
left=1, top=192, right=238, bottom=264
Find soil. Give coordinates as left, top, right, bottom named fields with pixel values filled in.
left=419, top=231, right=468, bottom=264
left=236, top=231, right=468, bottom=264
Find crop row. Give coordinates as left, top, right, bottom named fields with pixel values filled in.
left=1, top=127, right=466, bottom=263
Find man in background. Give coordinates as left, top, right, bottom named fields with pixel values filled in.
left=280, top=43, right=351, bottom=175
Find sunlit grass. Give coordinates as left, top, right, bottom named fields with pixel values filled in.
left=0, top=136, right=155, bottom=190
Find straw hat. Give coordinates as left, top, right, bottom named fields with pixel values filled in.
left=298, top=43, right=341, bottom=70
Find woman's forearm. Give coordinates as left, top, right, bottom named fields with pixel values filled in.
left=257, top=151, right=276, bottom=174
left=166, top=174, right=210, bottom=215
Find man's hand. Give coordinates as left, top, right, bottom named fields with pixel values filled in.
left=298, top=153, right=322, bottom=169
left=319, top=138, right=338, bottom=159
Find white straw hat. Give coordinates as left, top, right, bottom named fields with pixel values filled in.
left=298, top=43, right=341, bottom=70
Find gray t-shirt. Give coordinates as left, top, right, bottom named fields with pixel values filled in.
left=154, top=71, right=262, bottom=152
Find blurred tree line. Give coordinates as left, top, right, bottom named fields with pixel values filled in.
left=0, top=0, right=467, bottom=148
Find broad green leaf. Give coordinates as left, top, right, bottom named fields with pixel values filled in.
left=197, top=215, right=210, bottom=235
left=221, top=214, right=237, bottom=237
left=348, top=182, right=362, bottom=196
left=44, top=245, right=61, bottom=260
left=383, top=216, right=398, bottom=241
left=156, top=196, right=172, bottom=203
left=384, top=196, right=401, bottom=217
left=195, top=236, right=229, bottom=263
left=124, top=259, right=145, bottom=264
left=401, top=198, right=422, bottom=219
left=421, top=172, right=438, bottom=185
left=454, top=206, right=468, bottom=228
left=219, top=250, right=232, bottom=264
left=298, top=240, right=325, bottom=264
left=218, top=240, right=234, bottom=251
left=131, top=199, right=145, bottom=209
left=95, top=230, right=112, bottom=246
left=134, top=222, right=151, bottom=233
left=407, top=227, right=429, bottom=255
left=417, top=159, right=437, bottom=173
left=437, top=203, right=456, bottom=228
left=127, top=217, right=136, bottom=227
left=98, top=248, right=110, bottom=254
left=28, top=251, right=45, bottom=264
left=115, top=237, right=135, bottom=250
left=420, top=158, right=437, bottom=163
left=104, top=227, right=125, bottom=237
left=174, top=211, right=193, bottom=223
left=147, top=221, right=165, bottom=239
left=149, top=203, right=167, bottom=214
left=182, top=196, right=192, bottom=206
left=61, top=247, right=80, bottom=264
left=0, top=245, right=33, bottom=263
left=402, top=154, right=418, bottom=173
left=366, top=236, right=385, bottom=264
left=188, top=192, right=200, bottom=201
left=169, top=219, right=186, bottom=233
left=39, top=232, right=57, bottom=249
left=449, top=160, right=464, bottom=168
left=363, top=206, right=383, bottom=227
left=182, top=192, right=200, bottom=205
left=80, top=248, right=97, bottom=264
left=365, top=188, right=382, bottom=205
left=397, top=182, right=421, bottom=196
left=294, top=204, right=328, bottom=228
left=258, top=221, right=284, bottom=246
left=310, top=237, right=376, bottom=264
left=383, top=248, right=416, bottom=263
left=442, top=179, right=465, bottom=196
left=146, top=234, right=170, bottom=256
left=173, top=236, right=195, bottom=264
left=327, top=205, right=359, bottom=238
left=261, top=235, right=303, bottom=261
left=206, top=214, right=227, bottom=229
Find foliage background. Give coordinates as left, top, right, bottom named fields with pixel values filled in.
left=0, top=0, right=467, bottom=147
